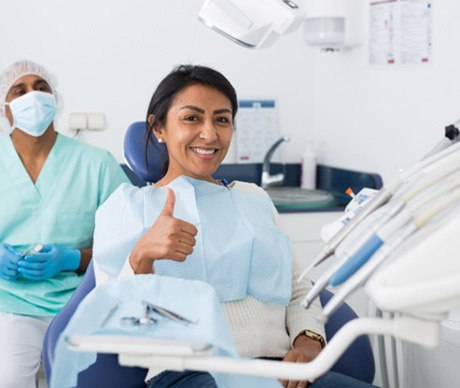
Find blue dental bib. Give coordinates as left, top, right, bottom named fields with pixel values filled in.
left=94, top=176, right=291, bottom=305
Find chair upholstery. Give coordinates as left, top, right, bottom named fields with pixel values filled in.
left=123, top=121, right=166, bottom=184
left=42, top=121, right=375, bottom=386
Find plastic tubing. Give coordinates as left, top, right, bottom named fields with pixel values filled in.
left=299, top=140, right=460, bottom=282
left=301, top=202, right=403, bottom=307
left=328, top=177, right=460, bottom=287
left=319, top=187, right=460, bottom=321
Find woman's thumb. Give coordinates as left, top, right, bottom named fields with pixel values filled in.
left=160, top=188, right=176, bottom=217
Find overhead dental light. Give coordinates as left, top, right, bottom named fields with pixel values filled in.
left=198, top=0, right=305, bottom=49
left=198, top=0, right=364, bottom=50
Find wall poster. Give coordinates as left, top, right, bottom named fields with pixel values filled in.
left=369, top=0, right=433, bottom=67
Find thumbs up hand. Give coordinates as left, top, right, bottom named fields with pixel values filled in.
left=130, top=188, right=198, bottom=274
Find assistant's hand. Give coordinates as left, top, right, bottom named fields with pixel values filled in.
left=280, top=335, right=323, bottom=388
left=0, top=243, right=21, bottom=280
left=18, top=244, right=81, bottom=280
left=130, top=188, right=198, bottom=274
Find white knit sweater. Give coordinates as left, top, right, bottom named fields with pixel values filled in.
left=222, top=256, right=325, bottom=358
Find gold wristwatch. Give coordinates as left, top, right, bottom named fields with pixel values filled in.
left=295, top=329, right=326, bottom=348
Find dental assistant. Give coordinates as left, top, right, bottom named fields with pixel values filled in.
left=93, top=65, right=377, bottom=388
left=0, top=60, right=129, bottom=388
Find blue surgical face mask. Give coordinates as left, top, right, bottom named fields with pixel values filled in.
left=6, top=91, right=56, bottom=137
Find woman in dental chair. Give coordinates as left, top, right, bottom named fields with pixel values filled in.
left=93, top=64, right=376, bottom=388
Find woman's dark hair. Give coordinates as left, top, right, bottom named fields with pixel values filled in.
left=144, top=64, right=238, bottom=179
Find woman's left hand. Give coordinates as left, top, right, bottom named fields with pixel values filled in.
left=279, top=335, right=323, bottom=388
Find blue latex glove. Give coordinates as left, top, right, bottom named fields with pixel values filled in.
left=0, top=243, right=21, bottom=280
left=18, top=244, right=81, bottom=281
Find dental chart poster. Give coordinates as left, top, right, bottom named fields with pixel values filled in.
left=236, top=100, right=280, bottom=163
left=369, top=0, right=433, bottom=67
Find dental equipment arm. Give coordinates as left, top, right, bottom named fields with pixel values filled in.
left=299, top=139, right=460, bottom=282
left=320, top=187, right=460, bottom=322
left=423, top=119, right=460, bottom=159
left=302, top=145, right=460, bottom=309
left=298, top=185, right=397, bottom=281
left=301, top=199, right=407, bottom=308
left=67, top=315, right=439, bottom=382
left=329, top=173, right=460, bottom=287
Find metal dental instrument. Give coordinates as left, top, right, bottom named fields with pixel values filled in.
left=143, top=301, right=197, bottom=325
left=298, top=140, right=460, bottom=282
left=100, top=302, right=121, bottom=328
left=22, top=244, right=43, bottom=258
left=121, top=304, right=157, bottom=327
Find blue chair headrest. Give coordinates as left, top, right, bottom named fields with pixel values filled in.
left=123, top=121, right=167, bottom=183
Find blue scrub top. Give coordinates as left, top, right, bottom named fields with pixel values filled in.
left=0, top=133, right=129, bottom=316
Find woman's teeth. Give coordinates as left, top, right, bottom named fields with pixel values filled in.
left=192, top=147, right=216, bottom=155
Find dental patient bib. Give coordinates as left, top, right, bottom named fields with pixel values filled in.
left=50, top=275, right=281, bottom=388
left=94, top=176, right=292, bottom=305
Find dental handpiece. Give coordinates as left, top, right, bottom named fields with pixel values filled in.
left=319, top=186, right=460, bottom=323
left=299, top=139, right=460, bottom=282
left=329, top=169, right=460, bottom=288
left=317, top=224, right=416, bottom=323
left=301, top=199, right=406, bottom=308
left=298, top=185, right=398, bottom=282
left=302, top=164, right=460, bottom=309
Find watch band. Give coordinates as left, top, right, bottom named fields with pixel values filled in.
left=295, top=329, right=326, bottom=348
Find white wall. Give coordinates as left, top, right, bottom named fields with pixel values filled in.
left=2, top=1, right=459, bottom=185
left=0, top=0, right=316, bottom=164
left=309, top=0, right=460, bottom=183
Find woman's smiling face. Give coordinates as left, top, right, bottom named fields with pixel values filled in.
left=151, top=83, right=234, bottom=183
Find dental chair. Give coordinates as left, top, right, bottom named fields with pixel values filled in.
left=42, top=121, right=375, bottom=387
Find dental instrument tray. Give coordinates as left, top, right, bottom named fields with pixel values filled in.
left=65, top=335, right=213, bottom=356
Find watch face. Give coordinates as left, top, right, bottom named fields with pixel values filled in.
left=305, top=330, right=325, bottom=347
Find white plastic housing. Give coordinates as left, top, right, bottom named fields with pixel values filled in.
left=365, top=209, right=460, bottom=318
left=198, top=0, right=305, bottom=49
left=303, top=0, right=365, bottom=50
